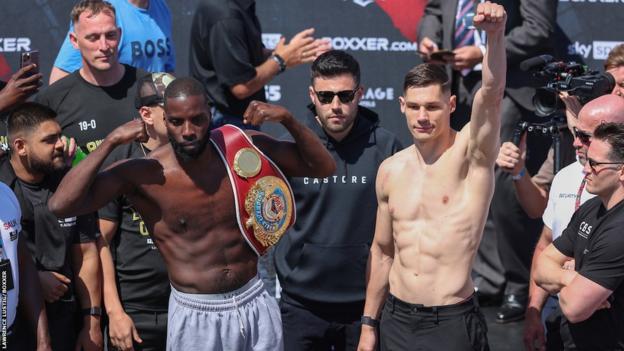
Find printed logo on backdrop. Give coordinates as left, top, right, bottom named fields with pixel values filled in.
left=352, top=0, right=376, bottom=7
left=262, top=34, right=282, bottom=50
left=568, top=41, right=592, bottom=59
left=265, top=85, right=282, bottom=102
left=593, top=41, right=624, bottom=60
left=0, top=38, right=31, bottom=53
left=322, top=37, right=417, bottom=52
left=360, top=87, right=395, bottom=108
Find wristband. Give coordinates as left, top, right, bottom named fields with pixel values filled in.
left=270, top=54, right=286, bottom=74
left=512, top=168, right=526, bottom=181
left=361, top=315, right=379, bottom=328
left=82, top=306, right=102, bottom=316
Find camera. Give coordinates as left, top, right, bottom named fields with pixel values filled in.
left=522, top=55, right=615, bottom=117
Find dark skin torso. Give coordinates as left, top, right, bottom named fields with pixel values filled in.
left=123, top=143, right=257, bottom=294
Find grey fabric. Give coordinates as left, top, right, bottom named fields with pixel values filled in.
left=167, top=277, right=283, bottom=351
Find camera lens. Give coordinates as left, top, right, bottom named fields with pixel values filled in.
left=532, top=88, right=562, bottom=117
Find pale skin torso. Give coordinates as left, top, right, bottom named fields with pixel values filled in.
left=382, top=129, right=494, bottom=306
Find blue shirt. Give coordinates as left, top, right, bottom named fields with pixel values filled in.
left=54, top=0, right=175, bottom=73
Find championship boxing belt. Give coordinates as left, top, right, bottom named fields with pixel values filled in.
left=210, top=125, right=296, bottom=256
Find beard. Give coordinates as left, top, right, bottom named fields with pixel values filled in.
left=28, top=152, right=66, bottom=175
left=168, top=132, right=210, bottom=162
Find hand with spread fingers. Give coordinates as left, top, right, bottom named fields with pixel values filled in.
left=243, top=100, right=293, bottom=127
left=0, top=64, right=42, bottom=112
left=473, top=1, right=507, bottom=34
left=273, top=28, right=331, bottom=68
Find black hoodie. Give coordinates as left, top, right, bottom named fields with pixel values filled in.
left=274, top=105, right=402, bottom=304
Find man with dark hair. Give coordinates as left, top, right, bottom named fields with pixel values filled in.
left=536, top=98, right=624, bottom=350
left=358, top=3, right=506, bottom=350
left=189, top=0, right=330, bottom=129
left=274, top=50, right=402, bottom=351
left=48, top=77, right=336, bottom=350
left=98, top=72, right=174, bottom=351
left=418, top=0, right=558, bottom=322
left=0, top=103, right=101, bottom=351
left=36, top=0, right=147, bottom=155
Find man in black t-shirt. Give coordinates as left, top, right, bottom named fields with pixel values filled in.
left=0, top=103, right=101, bottom=351
left=98, top=72, right=174, bottom=351
left=536, top=97, right=624, bottom=350
left=189, top=0, right=330, bottom=129
left=35, top=0, right=147, bottom=155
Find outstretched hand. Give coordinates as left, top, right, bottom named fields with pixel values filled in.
left=473, top=1, right=507, bottom=34
left=243, top=100, right=293, bottom=127
left=274, top=28, right=331, bottom=68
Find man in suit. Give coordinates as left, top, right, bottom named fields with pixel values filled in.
left=418, top=0, right=558, bottom=323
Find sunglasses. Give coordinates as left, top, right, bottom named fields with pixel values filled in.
left=573, top=127, right=592, bottom=145
left=314, top=88, right=359, bottom=104
left=587, top=158, right=624, bottom=173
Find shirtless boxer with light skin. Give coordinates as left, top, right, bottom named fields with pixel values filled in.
left=48, top=77, right=336, bottom=350
left=357, top=3, right=506, bottom=351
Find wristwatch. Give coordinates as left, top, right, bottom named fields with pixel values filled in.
left=361, top=315, right=379, bottom=328
left=512, top=168, right=526, bottom=181
left=82, top=306, right=103, bottom=317
left=270, top=53, right=287, bottom=74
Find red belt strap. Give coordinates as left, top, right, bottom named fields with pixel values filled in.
left=210, top=125, right=296, bottom=256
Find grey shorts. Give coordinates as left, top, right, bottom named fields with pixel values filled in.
left=167, top=276, right=283, bottom=351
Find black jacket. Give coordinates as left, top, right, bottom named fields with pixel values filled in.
left=274, top=105, right=402, bottom=304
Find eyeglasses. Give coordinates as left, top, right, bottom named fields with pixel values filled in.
left=573, top=127, right=592, bottom=145
left=314, top=88, right=359, bottom=104
left=587, top=158, right=624, bottom=173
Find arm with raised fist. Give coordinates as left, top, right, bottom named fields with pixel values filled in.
left=48, top=119, right=148, bottom=218
left=242, top=101, right=336, bottom=178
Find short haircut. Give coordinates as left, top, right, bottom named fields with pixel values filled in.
left=71, top=0, right=116, bottom=25
left=311, top=50, right=361, bottom=86
left=7, top=102, right=57, bottom=144
left=403, top=63, right=450, bottom=93
left=605, top=44, right=624, bottom=71
left=163, top=77, right=211, bottom=108
left=593, top=122, right=624, bottom=161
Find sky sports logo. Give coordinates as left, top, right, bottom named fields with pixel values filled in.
left=593, top=41, right=623, bottom=60
left=568, top=40, right=623, bottom=60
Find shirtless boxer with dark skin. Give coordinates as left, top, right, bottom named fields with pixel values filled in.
left=48, top=77, right=336, bottom=295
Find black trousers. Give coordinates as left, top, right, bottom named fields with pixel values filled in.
left=379, top=294, right=489, bottom=351
left=47, top=300, right=79, bottom=351
left=280, top=294, right=363, bottom=351
left=105, top=309, right=167, bottom=351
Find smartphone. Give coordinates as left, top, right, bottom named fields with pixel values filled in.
left=20, top=50, right=39, bottom=77
left=429, top=50, right=455, bottom=62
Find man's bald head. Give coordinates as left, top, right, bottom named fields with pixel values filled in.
left=579, top=94, right=624, bottom=125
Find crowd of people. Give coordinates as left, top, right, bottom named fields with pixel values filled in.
left=0, top=1, right=624, bottom=351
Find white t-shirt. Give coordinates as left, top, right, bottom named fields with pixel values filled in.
left=0, top=182, right=21, bottom=330
left=542, top=161, right=595, bottom=241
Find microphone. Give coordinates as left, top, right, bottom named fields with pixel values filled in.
left=519, top=55, right=554, bottom=72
